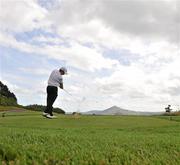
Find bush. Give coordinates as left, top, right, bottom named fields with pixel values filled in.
left=163, top=111, right=180, bottom=116
left=0, top=81, right=17, bottom=106
left=0, top=96, right=17, bottom=106
left=24, top=104, right=65, bottom=114
left=0, top=81, right=17, bottom=101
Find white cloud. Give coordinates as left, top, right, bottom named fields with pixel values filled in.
left=0, top=32, right=40, bottom=53
left=44, top=0, right=179, bottom=44
left=1, top=0, right=180, bottom=112
left=0, top=31, right=119, bottom=71
left=0, top=0, right=50, bottom=32
left=1, top=76, right=47, bottom=105
left=31, top=35, right=65, bottom=45
left=18, top=67, right=50, bottom=76
left=94, top=60, right=180, bottom=111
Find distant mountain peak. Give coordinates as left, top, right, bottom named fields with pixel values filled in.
left=110, top=105, right=119, bottom=109
left=84, top=105, right=162, bottom=116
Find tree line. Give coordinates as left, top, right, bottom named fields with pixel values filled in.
left=25, top=104, right=65, bottom=114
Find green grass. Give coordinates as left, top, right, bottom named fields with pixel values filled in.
left=0, top=111, right=180, bottom=165
left=0, top=106, right=27, bottom=112
left=155, top=115, right=180, bottom=122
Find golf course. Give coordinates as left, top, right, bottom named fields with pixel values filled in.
left=1, top=0, right=180, bottom=164
left=0, top=110, right=179, bottom=165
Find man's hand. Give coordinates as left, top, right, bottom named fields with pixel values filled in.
left=59, top=83, right=63, bottom=89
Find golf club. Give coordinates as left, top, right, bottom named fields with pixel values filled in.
left=63, top=89, right=73, bottom=97
left=62, top=89, right=87, bottom=112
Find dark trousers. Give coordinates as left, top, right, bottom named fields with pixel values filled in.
left=45, top=86, right=58, bottom=116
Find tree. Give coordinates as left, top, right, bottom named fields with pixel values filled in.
left=0, top=81, right=17, bottom=105
left=165, top=105, right=172, bottom=113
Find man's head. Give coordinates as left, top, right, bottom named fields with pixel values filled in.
left=59, top=67, right=68, bottom=75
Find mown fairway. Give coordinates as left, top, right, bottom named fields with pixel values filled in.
left=0, top=111, right=180, bottom=165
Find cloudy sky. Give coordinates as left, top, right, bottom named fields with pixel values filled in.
left=0, top=0, right=180, bottom=112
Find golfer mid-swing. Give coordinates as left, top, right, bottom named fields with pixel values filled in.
left=43, top=67, right=67, bottom=119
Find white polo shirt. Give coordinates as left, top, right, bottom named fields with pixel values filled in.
left=48, top=69, right=63, bottom=87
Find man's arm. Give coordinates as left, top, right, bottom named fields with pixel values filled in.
left=59, top=83, right=63, bottom=89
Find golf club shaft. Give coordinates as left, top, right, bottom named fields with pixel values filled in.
left=63, top=89, right=73, bottom=96
left=63, top=89, right=80, bottom=102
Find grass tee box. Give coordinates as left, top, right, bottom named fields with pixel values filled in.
left=0, top=111, right=180, bottom=165
left=0, top=106, right=27, bottom=112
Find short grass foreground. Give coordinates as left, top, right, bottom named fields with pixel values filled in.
left=0, top=111, right=180, bottom=165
